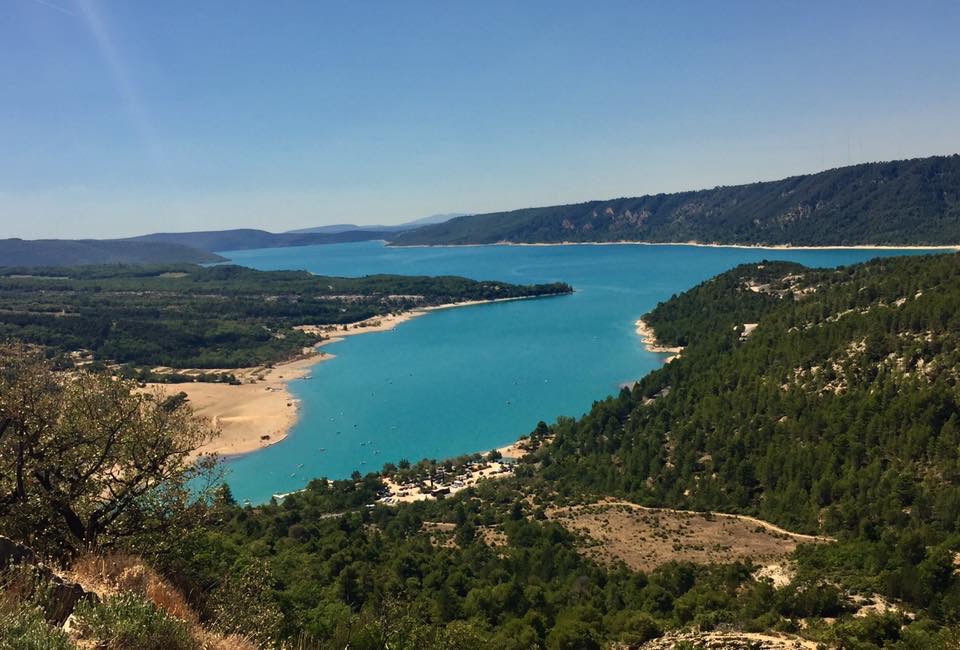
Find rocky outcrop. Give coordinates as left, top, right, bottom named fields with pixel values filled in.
left=0, top=535, right=95, bottom=625
left=0, top=534, right=35, bottom=570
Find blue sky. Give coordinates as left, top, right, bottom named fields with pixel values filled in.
left=2, top=1, right=959, bottom=238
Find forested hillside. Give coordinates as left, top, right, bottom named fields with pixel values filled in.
left=391, top=155, right=960, bottom=246
left=0, top=238, right=225, bottom=266
left=548, top=254, right=960, bottom=540
left=0, top=264, right=571, bottom=369
left=123, top=228, right=391, bottom=252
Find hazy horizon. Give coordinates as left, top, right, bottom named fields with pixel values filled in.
left=3, top=1, right=960, bottom=239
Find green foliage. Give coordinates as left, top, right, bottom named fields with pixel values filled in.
left=75, top=593, right=197, bottom=650
left=0, top=345, right=218, bottom=557
left=175, top=467, right=788, bottom=647
left=285, top=598, right=490, bottom=649
left=393, top=154, right=960, bottom=246
left=0, top=601, right=74, bottom=650
left=643, top=260, right=805, bottom=347
left=208, top=557, right=283, bottom=645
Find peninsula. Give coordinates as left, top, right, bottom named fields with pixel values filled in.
left=0, top=263, right=572, bottom=456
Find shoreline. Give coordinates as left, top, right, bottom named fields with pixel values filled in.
left=377, top=437, right=536, bottom=505
left=635, top=317, right=683, bottom=362
left=273, top=436, right=535, bottom=503
left=390, top=240, right=959, bottom=251
left=158, top=355, right=328, bottom=459
left=165, top=293, right=564, bottom=457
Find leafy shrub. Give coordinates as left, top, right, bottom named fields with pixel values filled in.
left=207, top=557, right=282, bottom=646
left=0, top=601, right=74, bottom=650
left=75, top=593, right=197, bottom=650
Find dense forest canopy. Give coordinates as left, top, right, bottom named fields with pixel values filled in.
left=0, top=264, right=571, bottom=369
left=549, top=253, right=960, bottom=541
left=391, top=155, right=960, bottom=246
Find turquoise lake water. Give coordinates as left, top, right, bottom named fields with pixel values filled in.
left=221, top=242, right=933, bottom=503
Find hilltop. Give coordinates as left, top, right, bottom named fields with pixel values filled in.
left=391, top=155, right=960, bottom=247
left=123, top=227, right=392, bottom=252
left=287, top=213, right=466, bottom=234
left=0, top=238, right=224, bottom=267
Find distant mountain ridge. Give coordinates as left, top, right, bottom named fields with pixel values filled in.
left=0, top=238, right=224, bottom=267
left=286, top=213, right=467, bottom=235
left=123, top=228, right=392, bottom=252
left=389, top=155, right=960, bottom=247
left=7, top=155, right=960, bottom=268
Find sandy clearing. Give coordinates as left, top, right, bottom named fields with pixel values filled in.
left=380, top=460, right=517, bottom=505
left=548, top=499, right=832, bottom=573
left=640, top=630, right=820, bottom=649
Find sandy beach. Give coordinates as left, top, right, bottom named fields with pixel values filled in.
left=161, top=296, right=555, bottom=458
left=635, top=317, right=683, bottom=360
left=156, top=355, right=327, bottom=457
left=396, top=240, right=959, bottom=251
left=169, top=312, right=427, bottom=457
left=152, top=314, right=417, bottom=458
left=293, top=294, right=550, bottom=339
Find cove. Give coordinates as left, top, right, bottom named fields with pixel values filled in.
left=220, top=242, right=934, bottom=503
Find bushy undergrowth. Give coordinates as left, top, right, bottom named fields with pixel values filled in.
left=0, top=601, right=73, bottom=650
left=75, top=592, right=197, bottom=650
left=69, top=552, right=196, bottom=623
